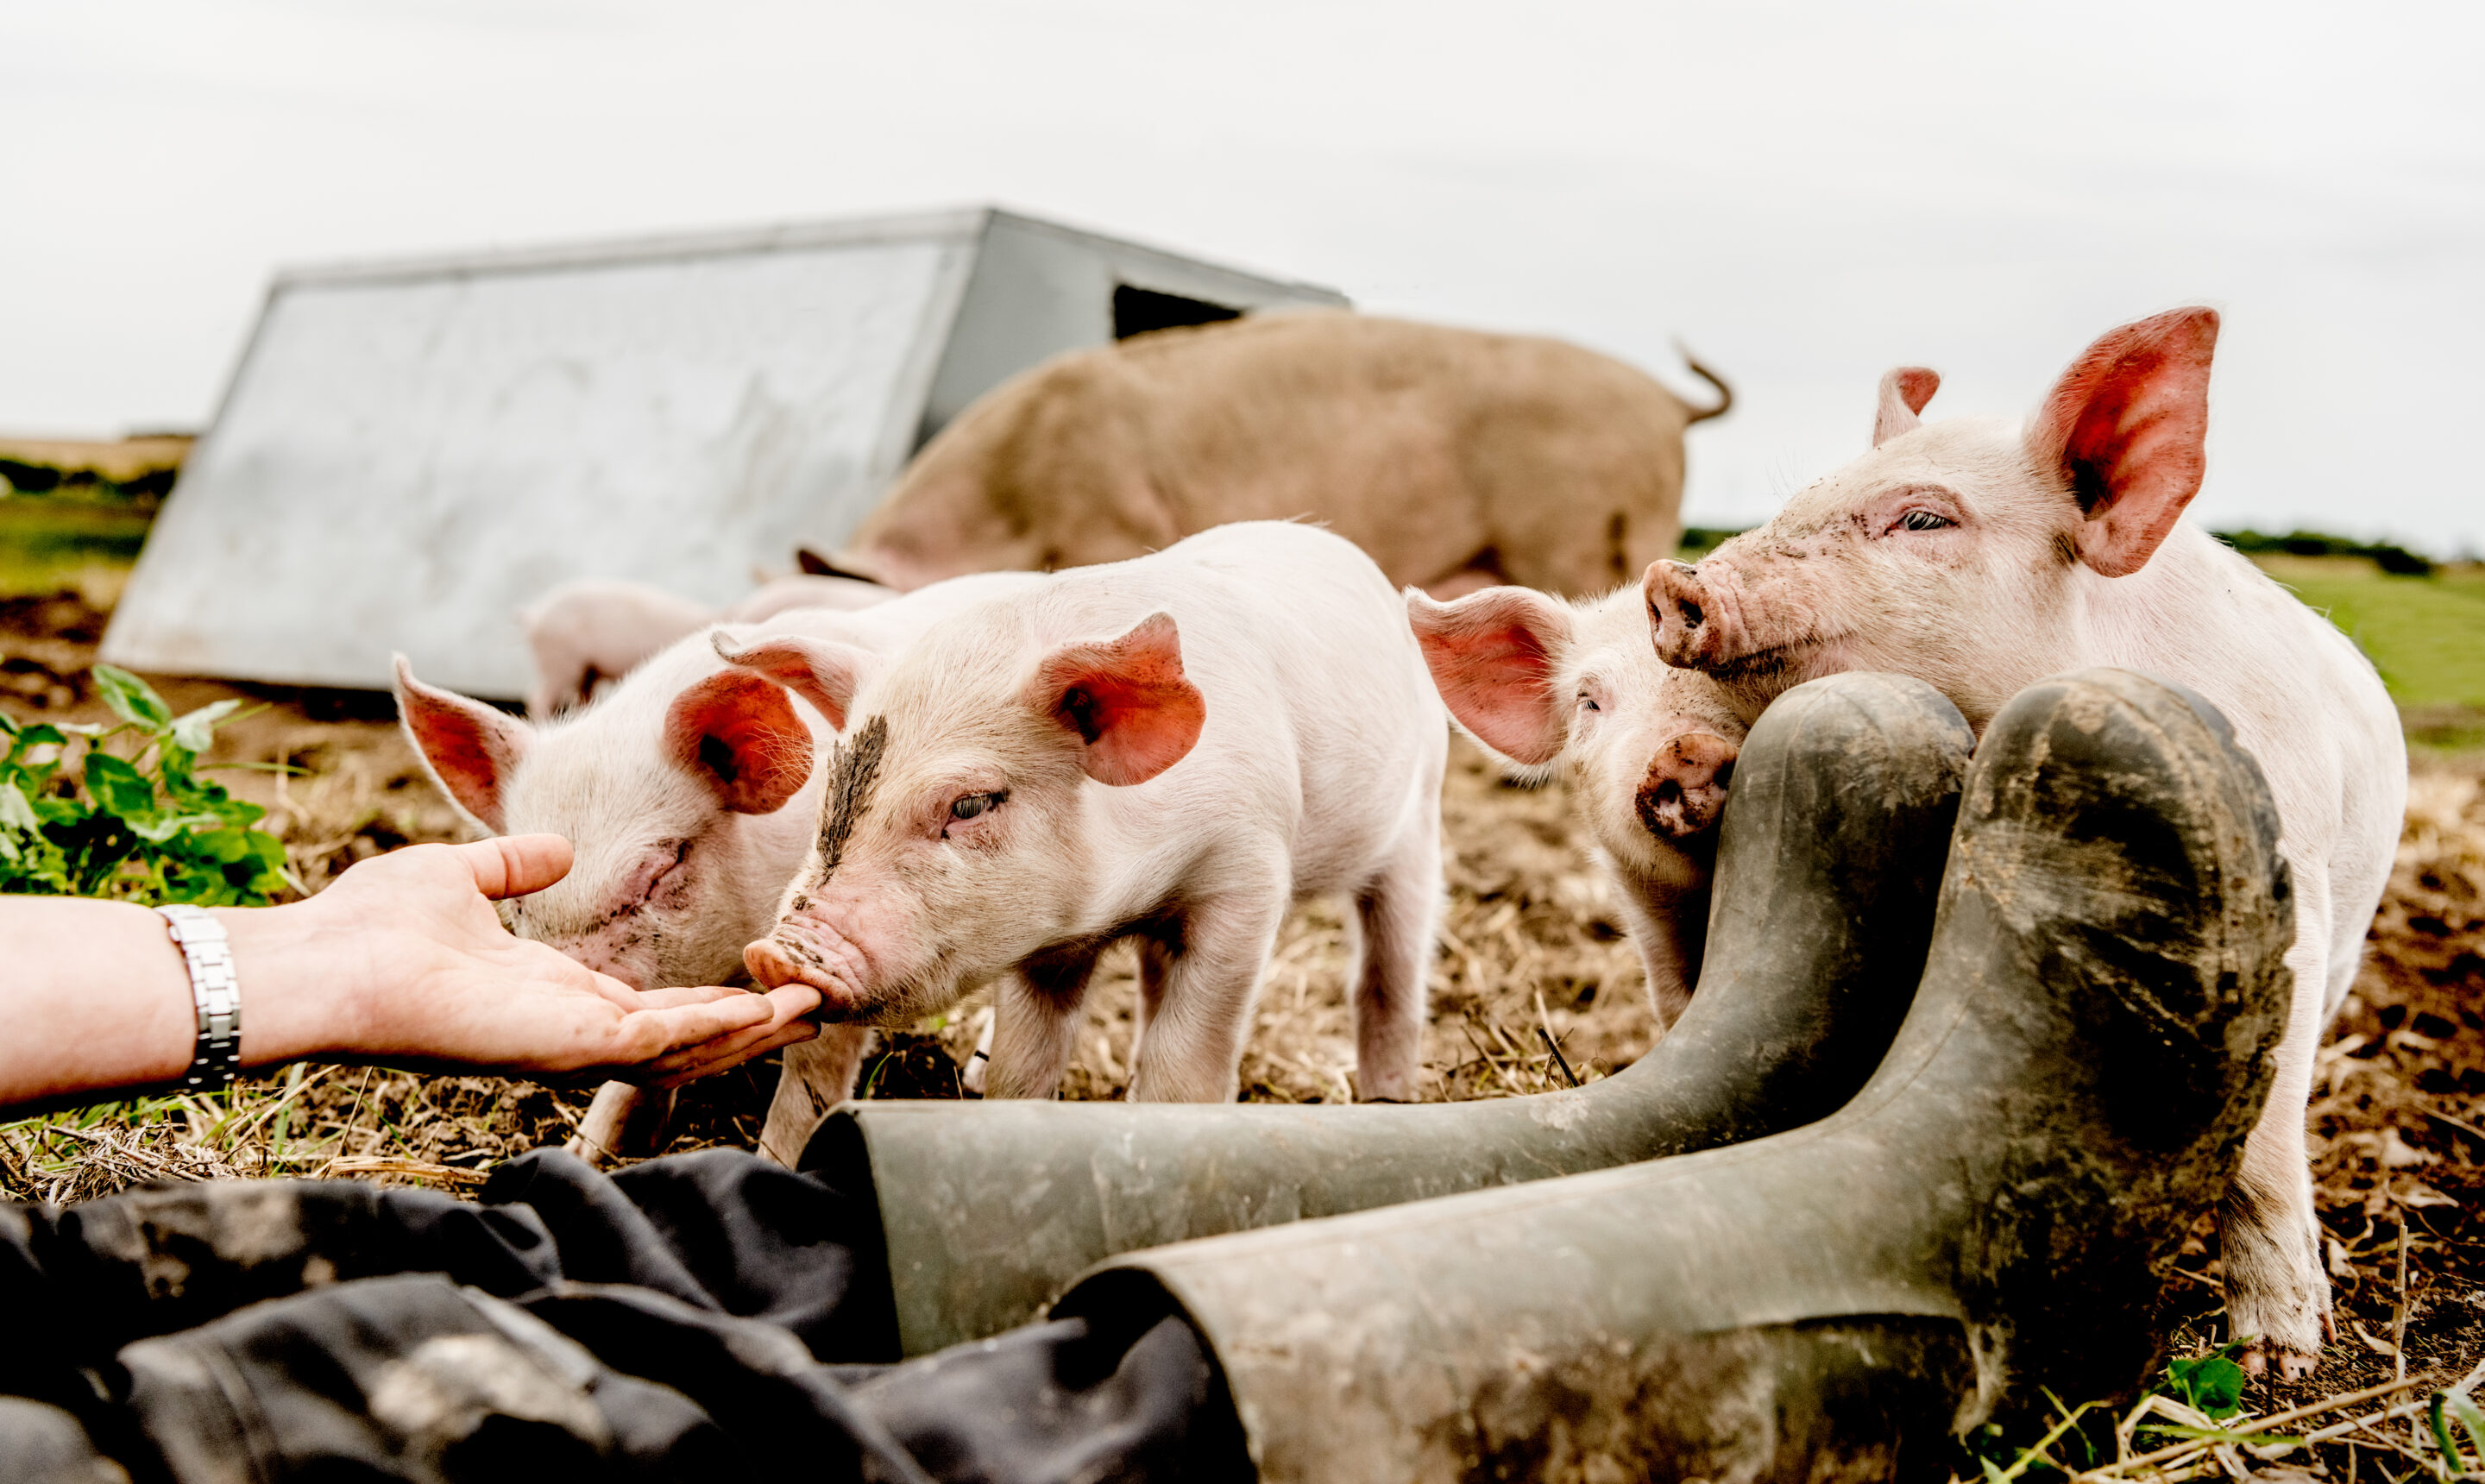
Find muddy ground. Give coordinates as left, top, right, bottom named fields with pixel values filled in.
left=3, top=584, right=2480, bottom=1443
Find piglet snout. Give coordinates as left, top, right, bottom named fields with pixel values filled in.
left=744, top=925, right=872, bottom=1019
left=1645, top=560, right=1735, bottom=670
left=1636, top=731, right=1739, bottom=840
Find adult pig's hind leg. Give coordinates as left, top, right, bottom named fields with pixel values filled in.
left=1351, top=818, right=1443, bottom=1103
left=757, top=1024, right=873, bottom=1167
left=2219, top=878, right=2335, bottom=1378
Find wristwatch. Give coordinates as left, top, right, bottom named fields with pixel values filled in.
left=156, top=904, right=242, bottom=1092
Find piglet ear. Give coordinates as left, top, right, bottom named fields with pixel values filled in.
left=1872, top=367, right=1941, bottom=446
left=712, top=626, right=874, bottom=732
left=393, top=655, right=529, bottom=833
left=1405, top=585, right=1574, bottom=768
left=1027, top=612, right=1205, bottom=787
left=664, top=671, right=814, bottom=814
left=2028, top=307, right=2219, bottom=578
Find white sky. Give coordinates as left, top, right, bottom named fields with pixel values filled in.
left=8, top=1, right=2482, bottom=550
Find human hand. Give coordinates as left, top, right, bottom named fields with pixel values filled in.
left=232, top=835, right=822, bottom=1085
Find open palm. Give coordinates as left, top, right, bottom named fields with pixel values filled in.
left=303, top=836, right=822, bottom=1085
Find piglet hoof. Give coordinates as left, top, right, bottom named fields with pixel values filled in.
left=1637, top=733, right=1739, bottom=840
left=2235, top=1341, right=2322, bottom=1381
left=2222, top=1245, right=2332, bottom=1381
left=1354, top=1066, right=1421, bottom=1103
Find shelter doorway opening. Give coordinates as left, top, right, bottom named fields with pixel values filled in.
left=1113, top=285, right=1242, bottom=340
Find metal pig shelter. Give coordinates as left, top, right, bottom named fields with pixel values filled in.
left=101, top=207, right=1349, bottom=699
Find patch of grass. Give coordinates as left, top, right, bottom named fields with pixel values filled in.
left=0, top=497, right=153, bottom=596
left=2249, top=556, right=2485, bottom=712
left=0, top=663, right=309, bottom=1196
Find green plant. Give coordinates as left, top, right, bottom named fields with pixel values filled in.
left=2432, top=1387, right=2485, bottom=1481
left=1, top=665, right=290, bottom=904
left=1953, top=1345, right=2307, bottom=1484
left=2161, top=1343, right=2249, bottom=1420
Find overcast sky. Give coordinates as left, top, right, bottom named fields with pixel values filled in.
left=9, top=1, right=2482, bottom=550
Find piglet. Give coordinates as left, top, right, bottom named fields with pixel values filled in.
left=1407, top=584, right=1746, bottom=1028
left=521, top=574, right=892, bottom=719
left=1640, top=308, right=2406, bottom=1376
left=725, top=521, right=1448, bottom=1104
left=399, top=572, right=1042, bottom=1161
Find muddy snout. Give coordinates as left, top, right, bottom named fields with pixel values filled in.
left=1636, top=731, right=1739, bottom=840
left=1645, top=560, right=1735, bottom=670
left=744, top=922, right=873, bottom=1019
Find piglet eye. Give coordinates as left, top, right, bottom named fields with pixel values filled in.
left=1577, top=694, right=1601, bottom=713
left=1898, top=509, right=1954, bottom=531
left=949, top=790, right=1006, bottom=821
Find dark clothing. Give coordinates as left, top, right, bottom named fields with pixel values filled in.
left=0, top=1150, right=1247, bottom=1483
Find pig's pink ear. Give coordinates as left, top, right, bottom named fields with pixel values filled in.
left=1026, top=613, right=1205, bottom=787
left=1873, top=367, right=1941, bottom=446
left=664, top=671, right=814, bottom=814
left=2028, top=307, right=2220, bottom=578
left=393, top=655, right=529, bottom=833
left=1405, top=585, right=1574, bottom=768
left=712, top=627, right=873, bottom=732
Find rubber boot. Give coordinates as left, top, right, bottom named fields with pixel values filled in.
left=804, top=671, right=1974, bottom=1353
left=1052, top=669, right=2295, bottom=1483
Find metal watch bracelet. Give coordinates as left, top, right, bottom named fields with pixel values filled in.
left=156, top=904, right=242, bottom=1092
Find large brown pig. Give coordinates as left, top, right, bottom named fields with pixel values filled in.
left=805, top=313, right=1730, bottom=599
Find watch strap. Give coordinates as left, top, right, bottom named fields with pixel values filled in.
left=156, top=904, right=242, bottom=1092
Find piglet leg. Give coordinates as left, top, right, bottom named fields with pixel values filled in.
left=1133, top=934, right=1173, bottom=1050
left=2218, top=884, right=2337, bottom=1377
left=1613, top=882, right=1711, bottom=1034
left=985, top=947, right=1105, bottom=1099
left=566, top=1081, right=675, bottom=1165
left=1126, top=887, right=1287, bottom=1104
left=1352, top=820, right=1441, bottom=1103
left=756, top=1024, right=874, bottom=1167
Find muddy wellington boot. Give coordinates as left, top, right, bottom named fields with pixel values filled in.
left=1048, top=669, right=2295, bottom=1484
left=805, top=671, right=1975, bottom=1354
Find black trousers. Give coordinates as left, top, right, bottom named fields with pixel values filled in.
left=0, top=1149, right=1249, bottom=1483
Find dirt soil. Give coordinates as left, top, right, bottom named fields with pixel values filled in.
left=3, top=587, right=2480, bottom=1432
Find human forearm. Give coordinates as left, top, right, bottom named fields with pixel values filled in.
left=3, top=837, right=820, bottom=1118
left=1, top=895, right=376, bottom=1113
left=5, top=896, right=194, bottom=1107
